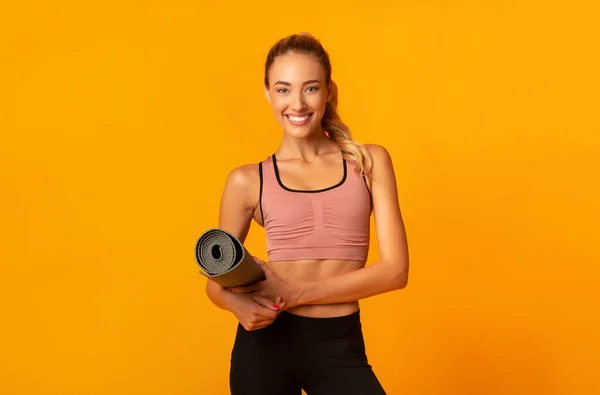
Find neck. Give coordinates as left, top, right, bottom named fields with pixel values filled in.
left=277, top=130, right=340, bottom=162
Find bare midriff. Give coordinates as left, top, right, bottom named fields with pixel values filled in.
left=268, top=259, right=366, bottom=318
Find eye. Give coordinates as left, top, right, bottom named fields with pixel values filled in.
left=277, top=88, right=289, bottom=93
left=306, top=86, right=319, bottom=92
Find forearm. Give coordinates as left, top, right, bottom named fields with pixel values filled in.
left=206, top=280, right=236, bottom=311
left=293, top=261, right=408, bottom=307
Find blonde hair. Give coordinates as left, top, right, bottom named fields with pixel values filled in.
left=264, top=33, right=373, bottom=177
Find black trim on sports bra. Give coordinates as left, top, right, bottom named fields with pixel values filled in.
left=362, top=175, right=373, bottom=211
left=258, top=162, right=264, bottom=224
left=272, top=154, right=347, bottom=193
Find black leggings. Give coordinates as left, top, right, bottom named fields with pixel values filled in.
left=229, top=310, right=386, bottom=395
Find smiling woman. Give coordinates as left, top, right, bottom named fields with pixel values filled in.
left=266, top=54, right=332, bottom=138
left=205, top=32, right=409, bottom=395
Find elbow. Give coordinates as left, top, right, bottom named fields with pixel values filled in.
left=399, top=276, right=408, bottom=290
left=391, top=263, right=409, bottom=290
left=394, top=271, right=408, bottom=290
left=380, top=259, right=409, bottom=291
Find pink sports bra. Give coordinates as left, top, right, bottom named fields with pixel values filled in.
left=259, top=154, right=372, bottom=262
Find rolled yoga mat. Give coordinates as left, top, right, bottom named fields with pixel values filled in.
left=195, top=228, right=265, bottom=288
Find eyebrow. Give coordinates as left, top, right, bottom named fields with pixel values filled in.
left=273, top=79, right=321, bottom=86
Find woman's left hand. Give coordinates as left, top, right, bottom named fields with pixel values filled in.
left=228, top=257, right=299, bottom=309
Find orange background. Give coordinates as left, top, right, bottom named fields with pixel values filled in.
left=2, top=1, right=599, bottom=394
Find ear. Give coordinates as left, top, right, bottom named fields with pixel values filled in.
left=264, top=85, right=271, bottom=104
left=327, top=81, right=333, bottom=102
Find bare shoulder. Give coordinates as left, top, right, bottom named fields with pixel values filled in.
left=220, top=162, right=262, bottom=236
left=220, top=162, right=261, bottom=226
left=225, top=163, right=260, bottom=189
left=363, top=143, right=394, bottom=173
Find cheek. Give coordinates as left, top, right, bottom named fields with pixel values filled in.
left=270, top=97, right=288, bottom=114
left=309, top=95, right=328, bottom=112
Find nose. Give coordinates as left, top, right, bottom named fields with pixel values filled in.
left=291, top=91, right=307, bottom=112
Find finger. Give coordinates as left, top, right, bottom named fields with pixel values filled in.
left=250, top=294, right=283, bottom=313
left=251, top=315, right=276, bottom=325
left=246, top=319, right=275, bottom=331
left=252, top=257, right=274, bottom=278
left=258, top=261, right=272, bottom=274
left=229, top=283, right=258, bottom=294
left=251, top=255, right=267, bottom=265
left=255, top=297, right=286, bottom=315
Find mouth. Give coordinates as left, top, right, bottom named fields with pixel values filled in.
left=285, top=113, right=313, bottom=125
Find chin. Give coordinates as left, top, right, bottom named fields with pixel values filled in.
left=282, top=124, right=319, bottom=139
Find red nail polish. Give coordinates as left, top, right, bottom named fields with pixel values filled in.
left=273, top=304, right=280, bottom=309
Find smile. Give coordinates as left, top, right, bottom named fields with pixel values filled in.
left=286, top=114, right=312, bottom=122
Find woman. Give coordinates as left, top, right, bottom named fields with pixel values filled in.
left=206, top=33, right=409, bottom=395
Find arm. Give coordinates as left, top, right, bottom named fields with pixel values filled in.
left=292, top=144, right=408, bottom=306
left=205, top=164, right=256, bottom=309
left=205, top=164, right=284, bottom=329
left=231, top=144, right=409, bottom=307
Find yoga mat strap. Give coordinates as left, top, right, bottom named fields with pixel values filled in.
left=195, top=228, right=264, bottom=288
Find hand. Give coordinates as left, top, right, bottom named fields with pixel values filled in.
left=229, top=257, right=299, bottom=309
left=228, top=292, right=286, bottom=331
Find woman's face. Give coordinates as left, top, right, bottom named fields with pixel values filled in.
left=265, top=52, right=331, bottom=139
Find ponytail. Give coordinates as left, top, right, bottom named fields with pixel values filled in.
left=322, top=80, right=373, bottom=178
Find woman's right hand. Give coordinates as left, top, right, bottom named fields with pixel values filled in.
left=228, top=292, right=286, bottom=331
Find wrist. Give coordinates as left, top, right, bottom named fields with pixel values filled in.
left=289, top=281, right=312, bottom=308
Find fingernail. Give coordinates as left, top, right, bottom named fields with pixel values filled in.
left=273, top=304, right=280, bottom=310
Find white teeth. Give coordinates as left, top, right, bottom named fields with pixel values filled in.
left=287, top=115, right=310, bottom=122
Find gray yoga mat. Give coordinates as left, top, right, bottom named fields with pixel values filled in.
left=195, top=228, right=265, bottom=288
